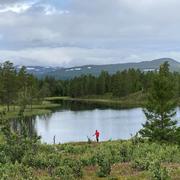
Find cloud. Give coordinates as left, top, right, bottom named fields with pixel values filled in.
left=0, top=0, right=180, bottom=66
left=0, top=0, right=38, bottom=14
left=0, top=0, right=25, bottom=4
left=0, top=3, right=32, bottom=13
left=0, top=47, right=179, bottom=67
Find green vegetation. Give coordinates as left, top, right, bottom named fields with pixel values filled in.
left=0, top=138, right=180, bottom=179
left=0, top=61, right=180, bottom=112
left=0, top=61, right=180, bottom=179
left=0, top=101, right=60, bottom=119
left=39, top=64, right=180, bottom=109
left=0, top=61, right=61, bottom=119
left=140, top=62, right=180, bottom=143
left=46, top=91, right=146, bottom=108
left=1, top=103, right=180, bottom=179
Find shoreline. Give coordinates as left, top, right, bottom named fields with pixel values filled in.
left=0, top=101, right=61, bottom=119
left=46, top=95, right=145, bottom=109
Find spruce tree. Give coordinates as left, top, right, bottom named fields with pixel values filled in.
left=1, top=61, right=17, bottom=111
left=139, top=62, right=178, bottom=142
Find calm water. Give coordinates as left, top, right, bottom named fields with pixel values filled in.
left=12, top=102, right=180, bottom=144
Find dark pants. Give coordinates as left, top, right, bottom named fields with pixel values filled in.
left=96, top=137, right=99, bottom=142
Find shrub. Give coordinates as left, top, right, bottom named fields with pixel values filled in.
left=149, top=160, right=170, bottom=180
left=80, top=154, right=97, bottom=166
left=62, top=144, right=88, bottom=154
left=60, top=158, right=83, bottom=178
left=0, top=162, right=35, bottom=180
left=22, top=152, right=48, bottom=169
left=0, top=151, right=10, bottom=164
left=53, top=166, right=75, bottom=180
left=132, top=153, right=159, bottom=171
left=119, top=144, right=129, bottom=162
left=106, top=145, right=121, bottom=163
left=97, top=157, right=111, bottom=177
left=47, top=153, right=62, bottom=168
left=96, top=150, right=112, bottom=177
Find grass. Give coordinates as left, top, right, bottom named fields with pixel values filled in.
left=22, top=140, right=180, bottom=179
left=82, top=163, right=149, bottom=180
left=0, top=132, right=4, bottom=144
left=0, top=100, right=61, bottom=119
left=1, top=120, right=180, bottom=179
left=46, top=92, right=147, bottom=108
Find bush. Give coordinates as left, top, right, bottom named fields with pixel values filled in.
left=119, top=143, right=133, bottom=162
left=47, top=153, right=62, bottom=168
left=96, top=150, right=112, bottom=177
left=0, top=151, right=10, bottom=164
left=53, top=159, right=83, bottom=179
left=53, top=166, right=75, bottom=180
left=149, top=160, right=170, bottom=180
left=0, top=162, right=35, bottom=180
left=132, top=152, right=159, bottom=171
left=80, top=154, right=97, bottom=166
left=62, top=144, right=88, bottom=154
left=23, top=152, right=48, bottom=169
left=60, top=158, right=83, bottom=178
left=160, top=145, right=180, bottom=163
left=97, top=157, right=111, bottom=177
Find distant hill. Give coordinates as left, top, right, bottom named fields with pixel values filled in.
left=18, top=58, right=180, bottom=79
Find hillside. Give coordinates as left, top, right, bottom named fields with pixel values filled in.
left=19, top=58, right=180, bottom=79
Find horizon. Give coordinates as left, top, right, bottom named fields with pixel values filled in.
left=12, top=57, right=180, bottom=68
left=1, top=1, right=180, bottom=66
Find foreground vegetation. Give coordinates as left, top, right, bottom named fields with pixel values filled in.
left=0, top=139, right=180, bottom=179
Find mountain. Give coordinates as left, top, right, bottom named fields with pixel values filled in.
left=18, top=58, right=180, bottom=80
left=15, top=65, right=62, bottom=75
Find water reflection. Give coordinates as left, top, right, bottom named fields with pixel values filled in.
left=35, top=108, right=146, bottom=144
left=11, top=101, right=180, bottom=144
left=11, top=116, right=37, bottom=138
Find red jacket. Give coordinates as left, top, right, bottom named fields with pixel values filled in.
left=95, top=131, right=100, bottom=138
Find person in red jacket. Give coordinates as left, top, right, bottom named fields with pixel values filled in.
left=94, top=130, right=100, bottom=142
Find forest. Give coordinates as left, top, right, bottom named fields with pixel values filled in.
left=0, top=61, right=180, bottom=108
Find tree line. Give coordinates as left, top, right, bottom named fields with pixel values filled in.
left=0, top=61, right=180, bottom=111
left=41, top=69, right=145, bottom=97
left=40, top=66, right=180, bottom=99
left=0, top=61, right=41, bottom=111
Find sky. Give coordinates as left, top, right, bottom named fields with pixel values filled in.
left=0, top=0, right=180, bottom=67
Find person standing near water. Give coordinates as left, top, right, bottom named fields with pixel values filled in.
left=93, top=130, right=100, bottom=142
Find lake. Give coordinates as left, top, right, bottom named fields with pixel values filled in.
left=12, top=101, right=180, bottom=144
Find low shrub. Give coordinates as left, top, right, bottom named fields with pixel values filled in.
left=149, top=160, right=170, bottom=180
left=0, top=162, right=35, bottom=180
left=0, top=151, right=10, bottom=164
left=96, top=150, right=112, bottom=177
left=119, top=143, right=133, bottom=162
left=22, top=152, right=48, bottom=169
left=97, top=157, right=111, bottom=177
left=132, top=153, right=160, bottom=171
left=53, top=159, right=83, bottom=179
left=80, top=154, right=97, bottom=166
left=53, top=166, right=75, bottom=180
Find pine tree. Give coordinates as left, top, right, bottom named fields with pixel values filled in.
left=0, top=61, right=17, bottom=111
left=139, top=62, right=178, bottom=142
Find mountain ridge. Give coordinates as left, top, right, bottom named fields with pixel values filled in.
left=18, top=58, right=180, bottom=79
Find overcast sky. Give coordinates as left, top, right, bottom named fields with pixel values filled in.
left=0, top=0, right=180, bottom=67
